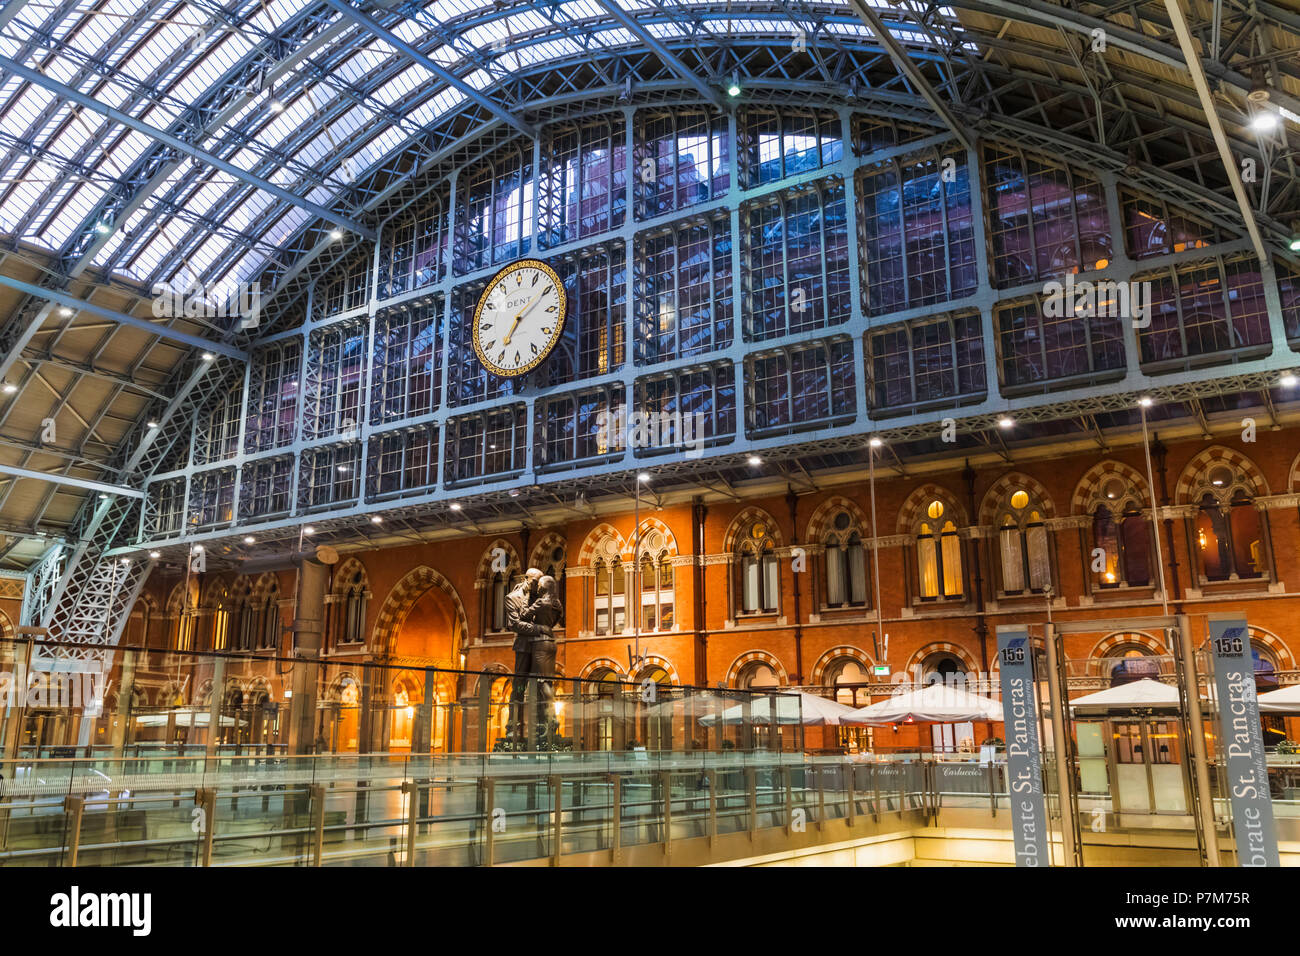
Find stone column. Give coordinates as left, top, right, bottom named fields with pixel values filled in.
left=288, top=547, right=337, bottom=755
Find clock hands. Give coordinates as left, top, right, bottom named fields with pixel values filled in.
left=502, top=285, right=552, bottom=346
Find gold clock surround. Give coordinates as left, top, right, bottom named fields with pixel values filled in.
left=471, top=258, right=567, bottom=378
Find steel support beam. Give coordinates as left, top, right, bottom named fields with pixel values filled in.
left=321, top=0, right=536, bottom=138
left=848, top=0, right=973, bottom=152
left=0, top=273, right=248, bottom=361
left=1163, top=0, right=1271, bottom=266
left=591, top=0, right=726, bottom=110
left=0, top=463, right=143, bottom=499
left=0, top=53, right=375, bottom=240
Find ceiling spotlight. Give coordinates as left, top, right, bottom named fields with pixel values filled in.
left=997, top=416, right=1014, bottom=429
left=1250, top=111, right=1279, bottom=133
left=58, top=306, right=73, bottom=317
left=1138, top=396, right=1154, bottom=408
left=148, top=550, right=161, bottom=559
left=1291, top=236, right=1300, bottom=252
left=192, top=545, right=204, bottom=552
left=303, top=525, right=315, bottom=535
left=119, top=557, right=131, bottom=565
left=726, top=73, right=741, bottom=97
left=1281, top=373, right=1298, bottom=388
left=336, top=465, right=349, bottom=473
left=869, top=437, right=883, bottom=448
left=269, top=97, right=285, bottom=113
left=329, top=229, right=343, bottom=240
left=370, top=515, right=382, bottom=524
left=201, top=352, right=215, bottom=361
left=146, top=420, right=159, bottom=429
left=747, top=455, right=762, bottom=466
left=508, top=488, right=521, bottom=497
left=94, top=220, right=112, bottom=234
left=243, top=536, right=255, bottom=544
left=1, top=383, right=16, bottom=394
left=449, top=502, right=462, bottom=511
left=637, top=472, right=650, bottom=483
left=98, top=494, right=108, bottom=500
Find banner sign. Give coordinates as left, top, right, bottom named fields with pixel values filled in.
left=1208, top=616, right=1279, bottom=867
left=996, top=625, right=1050, bottom=866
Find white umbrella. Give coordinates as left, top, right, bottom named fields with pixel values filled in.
left=1069, top=678, right=1182, bottom=713
left=1256, top=683, right=1300, bottom=714
left=841, top=684, right=1003, bottom=726
left=699, top=692, right=859, bottom=726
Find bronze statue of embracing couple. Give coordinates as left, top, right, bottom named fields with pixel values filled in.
left=503, top=567, right=563, bottom=750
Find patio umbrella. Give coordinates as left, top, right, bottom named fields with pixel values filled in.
left=841, top=684, right=1003, bottom=726
left=699, top=692, right=860, bottom=726
left=1256, top=683, right=1300, bottom=714
left=1068, top=678, right=1182, bottom=713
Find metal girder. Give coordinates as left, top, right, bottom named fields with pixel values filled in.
left=848, top=0, right=972, bottom=151
left=0, top=52, right=375, bottom=240
left=1163, top=0, right=1270, bottom=267
left=320, top=0, right=536, bottom=138
left=591, top=0, right=726, bottom=110
left=0, top=463, right=143, bottom=499
left=0, top=272, right=248, bottom=360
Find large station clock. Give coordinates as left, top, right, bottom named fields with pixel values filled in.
left=471, top=259, right=566, bottom=378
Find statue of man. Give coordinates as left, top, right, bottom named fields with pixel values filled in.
left=503, top=567, right=542, bottom=748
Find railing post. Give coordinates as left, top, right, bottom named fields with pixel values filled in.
left=706, top=770, right=717, bottom=846
left=550, top=774, right=563, bottom=867
left=782, top=767, right=793, bottom=835
left=871, top=764, right=881, bottom=823
left=62, top=795, right=85, bottom=867
left=745, top=768, right=757, bottom=841
left=816, top=765, right=825, bottom=832
left=400, top=780, right=417, bottom=866
left=845, top=762, right=856, bottom=827
left=659, top=769, right=672, bottom=860
left=987, top=762, right=998, bottom=819
left=608, top=772, right=622, bottom=864
left=309, top=784, right=325, bottom=866
left=195, top=788, right=216, bottom=867
left=483, top=778, right=496, bottom=867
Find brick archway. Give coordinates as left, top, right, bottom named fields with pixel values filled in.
left=897, top=484, right=967, bottom=534
left=472, top=663, right=511, bottom=696
left=577, top=523, right=626, bottom=565
left=632, top=516, right=678, bottom=555
left=978, top=471, right=1057, bottom=527
left=904, top=641, right=979, bottom=677
left=530, top=532, right=568, bottom=572
left=805, top=496, right=871, bottom=542
left=724, top=649, right=789, bottom=688
left=474, top=539, right=521, bottom=586
left=1089, top=630, right=1168, bottom=659
left=1071, top=459, right=1151, bottom=513
left=810, top=645, right=875, bottom=686
left=373, top=566, right=468, bottom=662
left=722, top=506, right=784, bottom=552
left=1175, top=445, right=1270, bottom=503
left=578, top=657, right=627, bottom=681
left=1249, top=626, right=1294, bottom=670
left=631, top=654, right=680, bottom=685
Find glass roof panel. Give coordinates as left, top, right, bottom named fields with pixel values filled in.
left=0, top=0, right=974, bottom=289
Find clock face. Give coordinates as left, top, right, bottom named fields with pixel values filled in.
left=472, top=259, right=566, bottom=378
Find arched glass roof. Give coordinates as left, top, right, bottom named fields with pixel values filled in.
left=0, top=0, right=974, bottom=299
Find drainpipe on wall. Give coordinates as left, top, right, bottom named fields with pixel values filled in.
left=962, top=461, right=990, bottom=675
left=692, top=497, right=708, bottom=685
left=786, top=488, right=804, bottom=685
left=1151, top=434, right=1184, bottom=610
